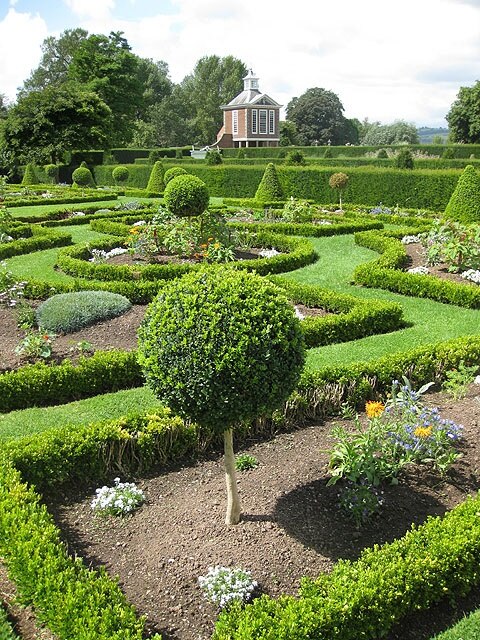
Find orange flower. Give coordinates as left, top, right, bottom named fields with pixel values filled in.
left=414, top=425, right=433, bottom=439
left=365, top=400, right=385, bottom=419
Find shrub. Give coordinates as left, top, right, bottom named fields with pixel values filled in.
left=44, top=164, right=58, bottom=184
left=284, top=150, right=306, bottom=166
left=35, top=290, right=132, bottom=334
left=329, top=172, right=349, bottom=209
left=112, top=166, right=129, bottom=184
left=138, top=269, right=305, bottom=523
left=255, top=163, right=284, bottom=202
left=72, top=166, right=95, bottom=187
left=21, top=163, right=38, bottom=185
left=148, top=149, right=162, bottom=164
left=395, top=148, right=415, bottom=169
left=323, top=147, right=333, bottom=158
left=205, top=150, right=223, bottom=165
left=442, top=147, right=455, bottom=159
left=163, top=166, right=188, bottom=185
left=146, top=160, right=165, bottom=194
left=444, top=164, right=480, bottom=224
left=175, top=149, right=183, bottom=160
left=237, top=148, right=246, bottom=159
left=377, top=149, right=388, bottom=159
left=163, top=174, right=209, bottom=217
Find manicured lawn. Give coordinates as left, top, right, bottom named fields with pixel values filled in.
left=0, top=386, right=161, bottom=441
left=10, top=198, right=121, bottom=218
left=282, top=235, right=480, bottom=368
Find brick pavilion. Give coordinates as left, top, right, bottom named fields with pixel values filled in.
left=215, top=70, right=281, bottom=148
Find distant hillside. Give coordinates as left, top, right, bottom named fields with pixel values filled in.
left=417, top=127, right=449, bottom=143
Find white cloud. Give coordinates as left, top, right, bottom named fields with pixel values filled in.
left=0, top=9, right=48, bottom=101
left=2, top=0, right=480, bottom=126
left=63, top=0, right=115, bottom=22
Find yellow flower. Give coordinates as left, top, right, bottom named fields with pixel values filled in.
left=414, top=425, right=433, bottom=439
left=214, top=242, right=221, bottom=249
left=365, top=401, right=385, bottom=419
left=129, top=228, right=138, bottom=234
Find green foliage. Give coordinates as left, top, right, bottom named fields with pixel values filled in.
left=235, top=453, right=259, bottom=471
left=163, top=166, right=187, bottom=185
left=163, top=174, right=209, bottom=217
left=237, top=148, right=246, bottom=159
left=112, top=165, right=129, bottom=184
left=286, top=87, right=351, bottom=145
left=205, top=149, right=223, bottom=165
left=323, top=147, right=333, bottom=158
left=138, top=269, right=306, bottom=432
left=213, top=492, right=480, bottom=639
left=394, top=147, right=414, bottom=169
left=441, top=360, right=478, bottom=399
left=0, top=603, right=19, bottom=640
left=284, top=150, right=306, bottom=166
left=15, top=330, right=56, bottom=361
left=0, top=225, right=71, bottom=261
left=21, top=163, right=38, bottom=185
left=0, top=462, right=150, bottom=640
left=148, top=149, right=162, bottom=164
left=442, top=147, right=455, bottom=159
left=44, top=163, right=58, bottom=183
left=376, top=148, right=388, bottom=158
left=72, top=166, right=95, bottom=187
left=446, top=80, right=480, bottom=144
left=0, top=350, right=143, bottom=413
left=36, top=290, right=132, bottom=334
left=353, top=230, right=480, bottom=308
left=444, top=164, right=480, bottom=223
left=145, top=160, right=164, bottom=194
left=255, top=163, right=284, bottom=202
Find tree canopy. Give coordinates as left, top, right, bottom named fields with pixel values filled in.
left=3, top=85, right=112, bottom=163
left=360, top=120, right=419, bottom=145
left=285, top=88, right=355, bottom=145
left=446, top=81, right=480, bottom=144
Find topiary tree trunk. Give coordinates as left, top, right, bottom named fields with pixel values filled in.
left=224, top=428, right=241, bottom=525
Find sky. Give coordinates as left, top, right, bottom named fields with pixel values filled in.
left=1, top=0, right=480, bottom=127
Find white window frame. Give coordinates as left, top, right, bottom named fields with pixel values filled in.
left=269, top=110, right=275, bottom=134
left=232, top=110, right=238, bottom=135
left=259, top=109, right=267, bottom=134
left=251, top=109, right=258, bottom=134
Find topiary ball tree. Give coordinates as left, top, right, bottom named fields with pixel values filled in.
left=329, top=172, right=349, bottom=209
left=137, top=268, right=306, bottom=525
left=112, top=165, right=129, bottom=185
left=146, top=160, right=165, bottom=194
left=44, top=164, right=58, bottom=184
left=163, top=174, right=209, bottom=217
left=21, top=163, right=38, bottom=186
left=444, top=164, right=480, bottom=224
left=163, top=166, right=187, bottom=185
left=255, top=162, right=284, bottom=203
left=72, top=166, right=94, bottom=188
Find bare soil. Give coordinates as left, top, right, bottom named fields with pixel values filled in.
left=404, top=242, right=478, bottom=286
left=39, top=386, right=480, bottom=640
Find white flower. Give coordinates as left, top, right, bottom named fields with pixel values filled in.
left=474, top=375, right=480, bottom=385
left=258, top=248, right=280, bottom=258
left=198, top=566, right=257, bottom=608
left=401, top=235, right=422, bottom=244
left=407, top=266, right=429, bottom=275
left=294, top=305, right=305, bottom=320
left=91, top=478, right=145, bottom=516
left=461, top=269, right=480, bottom=285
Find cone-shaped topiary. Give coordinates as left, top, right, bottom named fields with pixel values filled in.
left=255, top=162, right=284, bottom=203
left=72, top=166, right=95, bottom=188
left=163, top=174, right=209, bottom=217
left=163, top=166, right=187, bottom=185
left=137, top=268, right=305, bottom=524
left=146, top=160, right=165, bottom=194
left=444, top=164, right=480, bottom=224
left=21, top=163, right=38, bottom=185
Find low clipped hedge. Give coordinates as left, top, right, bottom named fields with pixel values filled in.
left=271, top=276, right=404, bottom=347
left=6, top=192, right=118, bottom=209
left=55, top=232, right=318, bottom=282
left=353, top=230, right=480, bottom=308
left=0, top=462, right=157, bottom=640
left=213, top=493, right=480, bottom=639
left=0, top=225, right=72, bottom=259
left=1, top=335, right=480, bottom=640
left=36, top=290, right=132, bottom=334
left=229, top=217, right=383, bottom=238
left=0, top=350, right=142, bottom=413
